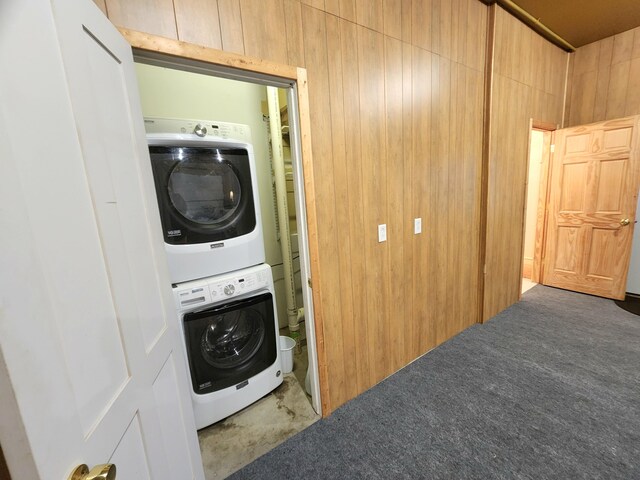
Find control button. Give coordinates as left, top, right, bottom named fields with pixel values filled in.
left=224, top=284, right=235, bottom=296
left=194, top=123, right=207, bottom=137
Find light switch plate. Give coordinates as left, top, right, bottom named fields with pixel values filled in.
left=414, top=217, right=422, bottom=234
left=378, top=224, right=387, bottom=242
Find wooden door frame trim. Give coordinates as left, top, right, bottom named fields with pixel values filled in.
left=479, top=3, right=497, bottom=323
left=520, top=121, right=557, bottom=292
left=118, top=28, right=331, bottom=416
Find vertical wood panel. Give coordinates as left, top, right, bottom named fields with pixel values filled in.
left=411, top=46, right=432, bottom=359
left=357, top=25, right=389, bottom=384
left=284, top=0, right=305, bottom=67
left=300, top=4, right=344, bottom=409
left=105, top=0, right=177, bottom=38
left=240, top=0, right=288, bottom=64
left=173, top=0, right=222, bottom=50
left=217, top=0, right=245, bottom=54
left=300, top=0, right=325, bottom=9
left=339, top=19, right=370, bottom=393
left=606, top=61, right=631, bottom=120
left=356, top=0, right=383, bottom=33
left=383, top=0, right=402, bottom=40
left=338, top=0, right=356, bottom=22
left=384, top=36, right=405, bottom=372
left=411, top=0, right=432, bottom=52
left=401, top=41, right=414, bottom=366
left=324, top=14, right=358, bottom=403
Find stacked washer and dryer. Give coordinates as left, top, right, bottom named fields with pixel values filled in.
left=145, top=117, right=283, bottom=429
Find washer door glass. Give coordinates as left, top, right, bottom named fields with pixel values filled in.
left=168, top=155, right=242, bottom=225
left=201, top=310, right=265, bottom=369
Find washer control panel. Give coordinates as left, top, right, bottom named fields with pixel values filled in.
left=175, top=266, right=271, bottom=310
left=210, top=270, right=267, bottom=299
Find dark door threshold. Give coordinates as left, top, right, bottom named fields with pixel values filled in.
left=614, top=293, right=640, bottom=316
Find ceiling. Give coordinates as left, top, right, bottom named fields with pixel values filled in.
left=512, top=0, right=640, bottom=47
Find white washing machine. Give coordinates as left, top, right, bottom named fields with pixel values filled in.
left=174, top=263, right=283, bottom=429
left=145, top=117, right=265, bottom=284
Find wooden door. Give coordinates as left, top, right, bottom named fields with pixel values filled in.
left=542, top=116, right=640, bottom=299
left=0, top=0, right=204, bottom=478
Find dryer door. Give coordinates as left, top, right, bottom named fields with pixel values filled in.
left=149, top=145, right=257, bottom=244
left=183, top=292, right=277, bottom=394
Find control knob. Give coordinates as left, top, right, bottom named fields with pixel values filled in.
left=224, top=284, right=235, bottom=296
left=194, top=123, right=207, bottom=137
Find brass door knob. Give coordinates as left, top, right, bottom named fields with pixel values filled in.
left=620, top=218, right=631, bottom=226
left=68, top=464, right=116, bottom=480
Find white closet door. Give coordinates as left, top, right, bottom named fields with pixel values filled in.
left=0, top=0, right=204, bottom=478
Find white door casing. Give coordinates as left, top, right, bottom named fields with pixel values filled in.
left=0, top=0, right=204, bottom=478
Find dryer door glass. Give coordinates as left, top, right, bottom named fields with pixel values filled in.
left=169, top=159, right=242, bottom=225
left=148, top=145, right=256, bottom=245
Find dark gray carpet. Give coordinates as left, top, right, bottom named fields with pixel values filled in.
left=230, top=286, right=640, bottom=479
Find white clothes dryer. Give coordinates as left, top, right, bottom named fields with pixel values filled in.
left=145, top=117, right=265, bottom=284
left=174, top=263, right=283, bottom=429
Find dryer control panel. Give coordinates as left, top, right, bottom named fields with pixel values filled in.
left=144, top=116, right=252, bottom=143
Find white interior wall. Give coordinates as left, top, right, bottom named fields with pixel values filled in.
left=134, top=64, right=290, bottom=326
left=627, top=195, right=640, bottom=294
left=524, top=130, right=544, bottom=265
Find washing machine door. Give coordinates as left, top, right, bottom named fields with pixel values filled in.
left=183, top=292, right=277, bottom=394
left=148, top=144, right=257, bottom=245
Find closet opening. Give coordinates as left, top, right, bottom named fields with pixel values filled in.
left=131, top=46, right=322, bottom=478
left=521, top=120, right=555, bottom=295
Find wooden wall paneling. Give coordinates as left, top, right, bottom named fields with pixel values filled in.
left=450, top=0, right=467, bottom=65
left=625, top=58, right=640, bottom=116
left=300, top=5, right=344, bottom=410
left=383, top=0, right=403, bottom=41
left=606, top=61, right=631, bottom=120
left=323, top=14, right=358, bottom=403
left=568, top=71, right=597, bottom=127
left=357, top=25, right=390, bottom=384
left=339, top=19, right=370, bottom=394
left=567, top=27, right=640, bottom=127
left=593, top=63, right=610, bottom=121
left=432, top=54, right=452, bottom=346
left=611, top=29, right=634, bottom=65
left=338, top=0, right=356, bottom=23
left=401, top=42, right=414, bottom=366
left=300, top=0, right=325, bottom=9
left=217, top=0, right=245, bottom=54
left=471, top=0, right=488, bottom=72
left=239, top=0, right=288, bottom=65
left=411, top=0, right=432, bottom=52
left=92, top=0, right=107, bottom=15
left=401, top=0, right=412, bottom=44
left=477, top=2, right=495, bottom=323
left=411, top=46, right=432, bottom=359
left=284, top=0, right=306, bottom=68
left=431, top=0, right=452, bottom=59
left=466, top=67, right=484, bottom=326
left=449, top=63, right=464, bottom=336
left=356, top=0, right=384, bottom=33
left=173, top=0, right=222, bottom=50
left=324, top=0, right=340, bottom=16
left=573, top=41, right=599, bottom=76
left=384, top=35, right=406, bottom=372
left=105, top=0, right=177, bottom=38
